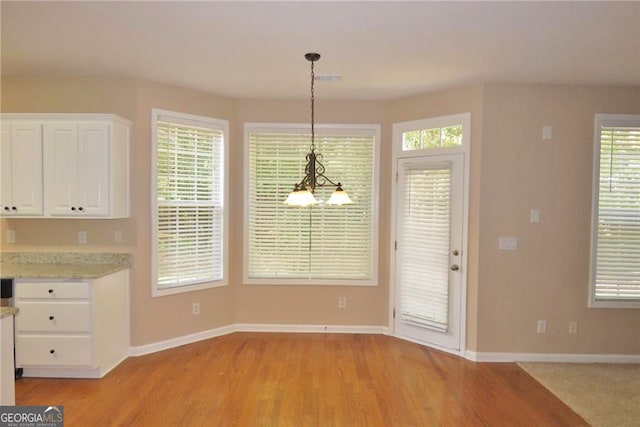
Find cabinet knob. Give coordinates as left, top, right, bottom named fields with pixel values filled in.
left=49, top=315, right=55, bottom=320
left=48, top=289, right=54, bottom=294
left=50, top=349, right=55, bottom=354
left=3, top=207, right=9, bottom=211
left=11, top=206, right=17, bottom=211
left=79, top=207, right=84, bottom=211
left=71, top=207, right=76, bottom=211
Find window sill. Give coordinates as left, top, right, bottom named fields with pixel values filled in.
left=153, top=279, right=227, bottom=297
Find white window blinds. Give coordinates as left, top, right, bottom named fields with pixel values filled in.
left=154, top=113, right=225, bottom=291
left=398, top=163, right=451, bottom=330
left=592, top=115, right=640, bottom=305
left=246, top=128, right=377, bottom=283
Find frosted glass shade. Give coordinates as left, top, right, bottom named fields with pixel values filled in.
left=284, top=189, right=318, bottom=207
left=326, top=188, right=353, bottom=205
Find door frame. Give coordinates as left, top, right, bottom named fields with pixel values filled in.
left=389, top=113, right=471, bottom=356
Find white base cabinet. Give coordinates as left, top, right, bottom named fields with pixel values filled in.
left=15, top=269, right=129, bottom=378
left=0, top=314, right=16, bottom=405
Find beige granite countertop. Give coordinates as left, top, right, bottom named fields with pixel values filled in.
left=0, top=306, right=19, bottom=319
left=0, top=252, right=130, bottom=279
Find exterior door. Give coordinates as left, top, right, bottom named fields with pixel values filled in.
left=394, top=154, right=464, bottom=351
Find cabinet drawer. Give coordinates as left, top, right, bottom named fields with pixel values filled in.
left=16, top=301, right=90, bottom=333
left=16, top=282, right=89, bottom=299
left=17, top=335, right=91, bottom=366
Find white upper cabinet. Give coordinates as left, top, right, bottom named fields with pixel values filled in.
left=44, top=122, right=112, bottom=216
left=0, top=121, right=44, bottom=216
left=1, top=114, right=130, bottom=219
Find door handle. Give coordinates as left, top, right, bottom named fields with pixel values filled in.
left=450, top=264, right=459, bottom=271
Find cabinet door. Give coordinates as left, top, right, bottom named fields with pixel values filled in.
left=77, top=123, right=110, bottom=216
left=44, top=123, right=80, bottom=216
left=44, top=122, right=111, bottom=217
left=0, top=121, right=44, bottom=216
left=0, top=121, right=12, bottom=211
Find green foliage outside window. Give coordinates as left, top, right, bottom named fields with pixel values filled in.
left=402, top=125, right=462, bottom=150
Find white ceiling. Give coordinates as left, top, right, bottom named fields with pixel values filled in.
left=1, top=1, right=639, bottom=101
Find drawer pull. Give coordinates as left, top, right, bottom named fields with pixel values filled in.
left=49, top=315, right=55, bottom=320
left=48, top=289, right=54, bottom=294
left=50, top=349, right=55, bottom=354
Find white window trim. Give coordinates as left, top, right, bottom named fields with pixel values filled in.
left=151, top=108, right=229, bottom=297
left=243, top=122, right=381, bottom=286
left=589, top=113, right=640, bottom=309
left=392, top=112, right=471, bottom=158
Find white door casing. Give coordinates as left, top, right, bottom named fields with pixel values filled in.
left=390, top=113, right=470, bottom=355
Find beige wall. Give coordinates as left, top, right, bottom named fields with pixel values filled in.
left=128, top=80, right=237, bottom=344
left=0, top=77, right=237, bottom=345
left=387, top=84, right=485, bottom=351
left=477, top=84, right=640, bottom=354
left=2, top=76, right=638, bottom=355
left=234, top=99, right=389, bottom=326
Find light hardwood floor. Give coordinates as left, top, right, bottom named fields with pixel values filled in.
left=16, top=333, right=587, bottom=426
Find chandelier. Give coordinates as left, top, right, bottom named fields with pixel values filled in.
left=284, top=53, right=352, bottom=207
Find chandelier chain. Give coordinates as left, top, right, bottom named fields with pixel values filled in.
left=310, top=60, right=315, bottom=152
left=283, top=53, right=351, bottom=206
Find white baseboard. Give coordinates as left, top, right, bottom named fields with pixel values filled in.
left=465, top=350, right=640, bottom=364
left=21, top=367, right=103, bottom=379
left=129, top=324, right=235, bottom=357
left=235, top=323, right=387, bottom=334
left=129, top=324, right=385, bottom=357
left=129, top=326, right=640, bottom=364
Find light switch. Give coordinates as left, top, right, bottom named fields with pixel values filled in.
left=542, top=126, right=552, bottom=141
left=499, top=236, right=518, bottom=250
left=530, top=209, right=540, bottom=223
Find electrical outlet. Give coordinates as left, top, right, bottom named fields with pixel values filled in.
left=338, top=297, right=347, bottom=309
left=537, top=320, right=547, bottom=334
left=78, top=231, right=87, bottom=245
left=193, top=302, right=200, bottom=315
left=569, top=321, right=578, bottom=335
left=114, top=230, right=123, bottom=243
left=498, top=236, right=518, bottom=250
left=6, top=229, right=15, bottom=243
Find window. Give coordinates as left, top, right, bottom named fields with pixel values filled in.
left=402, top=125, right=462, bottom=150
left=244, top=124, right=379, bottom=285
left=590, top=114, right=640, bottom=308
left=151, top=109, right=228, bottom=296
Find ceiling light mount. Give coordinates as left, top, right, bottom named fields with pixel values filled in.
left=284, top=53, right=352, bottom=207
left=304, top=52, right=321, bottom=62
